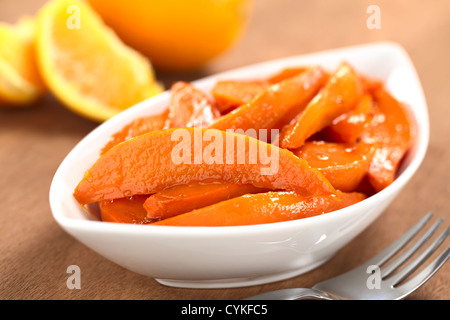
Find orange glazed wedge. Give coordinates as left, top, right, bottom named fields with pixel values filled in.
left=280, top=62, right=363, bottom=149
left=153, top=191, right=366, bottom=227
left=35, top=0, right=162, bottom=122
left=209, top=66, right=327, bottom=134
left=211, top=80, right=269, bottom=114
left=98, top=194, right=150, bottom=224
left=293, top=141, right=375, bottom=192
left=363, top=88, right=413, bottom=192
left=73, top=128, right=336, bottom=205
left=211, top=67, right=307, bottom=113
left=144, top=183, right=265, bottom=220
left=165, top=81, right=220, bottom=128
left=100, top=110, right=168, bottom=155
left=322, top=93, right=375, bottom=143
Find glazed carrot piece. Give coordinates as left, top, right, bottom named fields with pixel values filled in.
left=211, top=80, right=268, bottom=114
left=152, top=191, right=366, bottom=227
left=98, top=194, right=150, bottom=224
left=209, top=66, right=327, bottom=135
left=166, top=81, right=220, bottom=128
left=101, top=110, right=168, bottom=155
left=73, top=128, right=336, bottom=205
left=322, top=93, right=375, bottom=143
left=144, top=183, right=265, bottom=220
left=362, top=88, right=413, bottom=192
left=279, top=62, right=363, bottom=149
left=293, top=141, right=375, bottom=192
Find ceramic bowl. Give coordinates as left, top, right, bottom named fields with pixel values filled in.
left=49, top=42, right=429, bottom=288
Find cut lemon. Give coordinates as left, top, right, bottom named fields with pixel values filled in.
left=0, top=17, right=46, bottom=107
left=35, top=0, right=163, bottom=122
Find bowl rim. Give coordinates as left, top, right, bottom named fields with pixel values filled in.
left=49, top=41, right=429, bottom=238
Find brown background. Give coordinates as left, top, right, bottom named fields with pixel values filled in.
left=1, top=0, right=449, bottom=300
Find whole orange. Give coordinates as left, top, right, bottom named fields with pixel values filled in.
left=88, top=0, right=253, bottom=72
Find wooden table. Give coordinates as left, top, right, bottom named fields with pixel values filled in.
left=1, top=0, right=449, bottom=300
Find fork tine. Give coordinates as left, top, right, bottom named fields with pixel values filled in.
left=395, top=245, right=449, bottom=298
left=388, top=227, right=449, bottom=287
left=365, top=212, right=433, bottom=267
left=380, top=218, right=443, bottom=279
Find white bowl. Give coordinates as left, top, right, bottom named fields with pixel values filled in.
left=49, top=42, right=429, bottom=288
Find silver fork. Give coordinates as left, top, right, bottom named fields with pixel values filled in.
left=245, top=212, right=449, bottom=300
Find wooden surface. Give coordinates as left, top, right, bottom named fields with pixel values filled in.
left=1, top=0, right=449, bottom=300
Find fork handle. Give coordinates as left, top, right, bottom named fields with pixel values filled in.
left=244, top=288, right=333, bottom=300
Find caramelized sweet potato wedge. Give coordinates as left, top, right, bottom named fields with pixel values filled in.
left=266, top=67, right=308, bottom=84
left=211, top=67, right=307, bottom=114
left=153, top=191, right=366, bottom=227
left=211, top=80, right=268, bottom=114
left=144, top=183, right=265, bottom=220
left=322, top=93, right=375, bottom=143
left=100, top=110, right=168, bottom=155
left=294, top=141, right=375, bottom=192
left=98, top=194, right=150, bottom=224
left=362, top=88, right=413, bottom=192
left=209, top=66, right=327, bottom=135
left=279, top=62, right=363, bottom=149
left=166, top=81, right=220, bottom=128
left=74, top=128, right=336, bottom=205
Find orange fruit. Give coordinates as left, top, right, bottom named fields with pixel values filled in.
left=88, top=0, right=253, bottom=72
left=0, top=17, right=46, bottom=107
left=35, top=0, right=163, bottom=122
